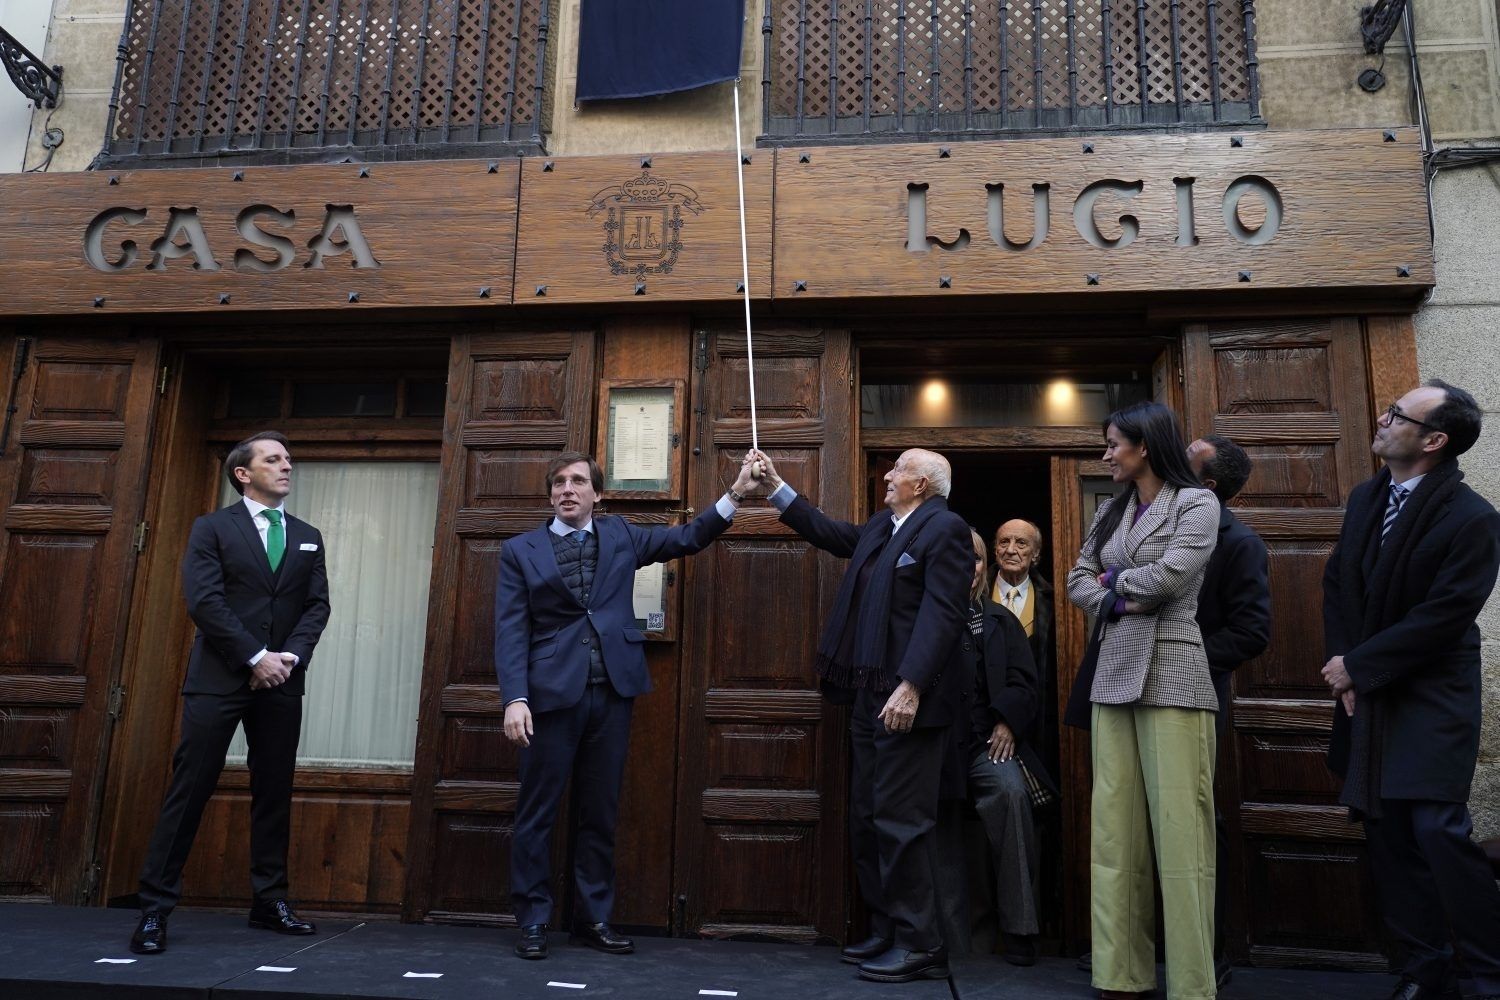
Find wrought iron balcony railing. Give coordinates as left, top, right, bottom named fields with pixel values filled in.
left=760, top=0, right=1262, bottom=144
left=100, top=0, right=555, bottom=167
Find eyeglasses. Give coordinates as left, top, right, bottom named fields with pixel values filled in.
left=1385, top=404, right=1442, bottom=433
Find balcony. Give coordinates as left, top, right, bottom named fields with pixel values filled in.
left=99, top=0, right=555, bottom=168
left=760, top=0, right=1262, bottom=145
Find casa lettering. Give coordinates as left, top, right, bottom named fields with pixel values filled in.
left=83, top=204, right=381, bottom=273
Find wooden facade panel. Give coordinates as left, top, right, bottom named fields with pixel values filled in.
left=31, top=362, right=133, bottom=421
left=449, top=537, right=504, bottom=685
left=0, top=803, right=60, bottom=898
left=1235, top=731, right=1342, bottom=805
left=0, top=161, right=521, bottom=315
left=2, top=505, right=114, bottom=534
left=15, top=449, right=118, bottom=506
left=0, top=767, right=72, bottom=798
left=1240, top=540, right=1337, bottom=698
left=716, top=447, right=821, bottom=509
left=514, top=152, right=772, bottom=306
left=0, top=534, right=101, bottom=670
left=466, top=451, right=557, bottom=508
left=705, top=539, right=821, bottom=688
left=1235, top=446, right=1339, bottom=508
left=0, top=675, right=87, bottom=705
left=774, top=129, right=1432, bottom=300
left=470, top=358, right=570, bottom=423
left=715, top=356, right=822, bottom=422
left=696, top=824, right=816, bottom=925
left=1214, top=346, right=1334, bottom=414
left=1243, top=839, right=1382, bottom=953
left=0, top=708, right=74, bottom=768
left=180, top=789, right=410, bottom=913
left=706, top=727, right=818, bottom=790
left=427, top=812, right=512, bottom=918
left=441, top=715, right=519, bottom=783
left=703, top=688, right=825, bottom=721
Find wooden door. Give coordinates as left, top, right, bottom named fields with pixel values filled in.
left=0, top=334, right=161, bottom=903
left=404, top=329, right=597, bottom=924
left=1049, top=457, right=1115, bottom=950
left=1181, top=318, right=1385, bottom=966
left=673, top=326, right=854, bottom=942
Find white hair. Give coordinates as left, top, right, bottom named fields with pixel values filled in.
left=902, top=449, right=952, bottom=498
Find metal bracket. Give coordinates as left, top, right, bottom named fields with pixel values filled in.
left=106, top=683, right=127, bottom=721
left=0, top=25, right=63, bottom=108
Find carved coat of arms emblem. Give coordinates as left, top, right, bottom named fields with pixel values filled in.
left=586, top=170, right=704, bottom=276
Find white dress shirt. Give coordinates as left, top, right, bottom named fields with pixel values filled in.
left=241, top=495, right=296, bottom=669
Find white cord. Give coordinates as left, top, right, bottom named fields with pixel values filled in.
left=732, top=81, right=759, bottom=455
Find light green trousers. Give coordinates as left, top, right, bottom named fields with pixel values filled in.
left=1091, top=703, right=1217, bottom=1000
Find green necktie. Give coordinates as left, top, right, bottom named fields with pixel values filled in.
left=264, top=509, right=285, bottom=571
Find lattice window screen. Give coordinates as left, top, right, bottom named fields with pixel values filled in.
left=770, top=0, right=1256, bottom=128
left=112, top=0, right=555, bottom=151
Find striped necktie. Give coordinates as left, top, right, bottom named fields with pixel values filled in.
left=1381, top=484, right=1410, bottom=542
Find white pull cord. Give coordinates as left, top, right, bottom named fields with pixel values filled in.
left=732, top=81, right=760, bottom=460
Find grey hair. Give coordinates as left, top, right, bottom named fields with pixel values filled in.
left=903, top=448, right=953, bottom=498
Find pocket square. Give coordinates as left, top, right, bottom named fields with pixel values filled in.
left=299, top=543, right=318, bottom=551
left=896, top=552, right=918, bottom=568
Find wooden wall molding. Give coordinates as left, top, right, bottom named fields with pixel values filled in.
left=0, top=129, right=1432, bottom=319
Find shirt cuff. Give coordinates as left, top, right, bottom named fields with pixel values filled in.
left=769, top=481, right=796, bottom=511
left=505, top=697, right=529, bottom=706
left=715, top=494, right=737, bottom=521
left=247, top=647, right=268, bottom=667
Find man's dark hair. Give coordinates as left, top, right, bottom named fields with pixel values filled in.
left=1424, top=378, right=1483, bottom=458
left=224, top=431, right=290, bottom=496
left=546, top=451, right=604, bottom=494
left=1198, top=434, right=1254, bottom=504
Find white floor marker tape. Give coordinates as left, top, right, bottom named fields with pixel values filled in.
left=94, top=958, right=136, bottom=964
left=403, top=972, right=444, bottom=978
left=256, top=966, right=296, bottom=973
left=699, top=991, right=739, bottom=997
left=546, top=982, right=586, bottom=990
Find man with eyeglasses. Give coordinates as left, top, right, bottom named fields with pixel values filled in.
left=1321, top=380, right=1500, bottom=1000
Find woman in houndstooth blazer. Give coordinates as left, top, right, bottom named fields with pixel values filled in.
left=1066, top=401, right=1221, bottom=1000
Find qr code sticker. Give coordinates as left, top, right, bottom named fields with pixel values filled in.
left=646, top=611, right=666, bottom=631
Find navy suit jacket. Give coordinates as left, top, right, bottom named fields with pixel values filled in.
left=495, top=508, right=731, bottom=713
left=780, top=494, right=973, bottom=728
left=180, top=501, right=331, bottom=696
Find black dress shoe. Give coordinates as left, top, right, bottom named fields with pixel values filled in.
left=840, top=933, right=894, bottom=965
left=248, top=899, right=316, bottom=935
left=857, top=946, right=950, bottom=983
left=1389, top=977, right=1461, bottom=1000
left=572, top=921, right=634, bottom=954
left=1002, top=932, right=1037, bottom=967
left=515, top=924, right=548, bottom=960
left=129, top=911, right=168, bottom=955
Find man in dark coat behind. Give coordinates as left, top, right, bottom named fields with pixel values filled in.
left=1321, top=380, right=1500, bottom=1000
left=752, top=447, right=973, bottom=984
left=1189, top=434, right=1271, bottom=987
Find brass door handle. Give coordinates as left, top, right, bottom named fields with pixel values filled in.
left=666, top=507, right=695, bottom=516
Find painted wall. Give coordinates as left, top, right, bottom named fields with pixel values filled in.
left=1, top=0, right=55, bottom=172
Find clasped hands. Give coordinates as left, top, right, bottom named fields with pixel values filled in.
left=731, top=449, right=781, bottom=499
left=249, top=651, right=297, bottom=690
left=1094, top=571, right=1147, bottom=615
left=1321, top=654, right=1356, bottom=717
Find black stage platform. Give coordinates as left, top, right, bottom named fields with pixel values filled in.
left=0, top=904, right=1385, bottom=1000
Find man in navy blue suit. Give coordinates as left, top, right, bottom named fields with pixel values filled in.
left=496, top=450, right=761, bottom=960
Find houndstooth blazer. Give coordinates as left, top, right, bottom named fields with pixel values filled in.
left=1066, top=482, right=1221, bottom=711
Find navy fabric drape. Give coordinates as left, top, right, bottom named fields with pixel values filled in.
left=576, top=0, right=746, bottom=101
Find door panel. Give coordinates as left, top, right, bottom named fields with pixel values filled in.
left=405, top=330, right=597, bottom=923
left=673, top=327, right=853, bottom=942
left=0, top=335, right=160, bottom=903
left=1182, top=317, right=1386, bottom=966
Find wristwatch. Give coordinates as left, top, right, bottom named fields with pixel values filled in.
left=728, top=488, right=747, bottom=503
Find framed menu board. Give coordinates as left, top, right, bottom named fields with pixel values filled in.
left=597, top=379, right=685, bottom=498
